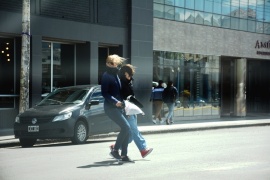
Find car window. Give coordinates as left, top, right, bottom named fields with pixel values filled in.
left=90, top=89, right=104, bottom=102
left=38, top=88, right=89, bottom=105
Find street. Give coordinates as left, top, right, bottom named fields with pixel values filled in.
left=1, top=126, right=270, bottom=180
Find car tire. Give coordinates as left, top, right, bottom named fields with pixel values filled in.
left=19, top=138, right=37, bottom=147
left=72, top=120, right=88, bottom=144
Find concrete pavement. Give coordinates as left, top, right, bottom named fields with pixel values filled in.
left=1, top=116, right=270, bottom=147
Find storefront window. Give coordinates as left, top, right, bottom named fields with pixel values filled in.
left=42, top=42, right=75, bottom=94
left=0, top=38, right=17, bottom=108
left=153, top=50, right=220, bottom=117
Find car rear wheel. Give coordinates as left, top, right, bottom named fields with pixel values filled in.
left=72, top=120, right=88, bottom=144
left=19, top=138, right=37, bottom=147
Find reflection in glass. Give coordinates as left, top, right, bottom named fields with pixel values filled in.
left=175, top=7, right=185, bottom=21
left=205, top=0, right=213, bottom=13
left=264, top=23, right=270, bottom=34
left=213, top=0, right=222, bottom=14
left=221, top=15, right=230, bottom=28
left=239, top=19, right=247, bottom=31
left=165, top=0, right=174, bottom=6
left=231, top=17, right=239, bottom=30
left=42, top=42, right=52, bottom=93
left=256, top=21, right=264, bottom=33
left=175, top=0, right=184, bottom=7
left=185, top=0, right=194, bottom=9
left=185, top=9, right=194, bottom=23
left=222, top=0, right=231, bottom=15
left=153, top=51, right=221, bottom=117
left=154, top=3, right=164, bottom=18
left=165, top=5, right=174, bottom=20
left=195, top=11, right=204, bottom=24
left=213, top=14, right=221, bottom=27
left=248, top=20, right=256, bottom=32
left=195, top=0, right=204, bottom=11
left=204, top=12, right=212, bottom=26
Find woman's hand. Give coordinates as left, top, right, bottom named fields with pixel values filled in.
left=115, top=101, right=122, bottom=108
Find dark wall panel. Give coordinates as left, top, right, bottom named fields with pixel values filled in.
left=40, top=0, right=90, bottom=22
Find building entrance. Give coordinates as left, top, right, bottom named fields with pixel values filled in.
left=247, top=60, right=270, bottom=114
left=221, top=58, right=270, bottom=116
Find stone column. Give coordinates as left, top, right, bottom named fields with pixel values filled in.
left=235, top=58, right=246, bottom=117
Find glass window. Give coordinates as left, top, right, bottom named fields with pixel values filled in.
left=221, top=15, right=230, bottom=28
left=195, top=11, right=204, bottom=24
left=204, top=12, right=213, bottom=26
left=231, top=0, right=239, bottom=14
left=247, top=20, right=256, bottom=32
left=256, top=2, right=264, bottom=22
left=154, top=3, right=164, bottom=18
left=205, top=0, right=213, bottom=13
left=175, top=0, right=185, bottom=7
left=175, top=7, right=185, bottom=21
left=165, top=0, right=174, bottom=5
left=0, top=38, right=16, bottom=108
left=163, top=52, right=175, bottom=84
left=265, top=1, right=270, bottom=22
left=185, top=9, right=195, bottom=23
left=165, top=5, right=175, bottom=20
left=240, top=0, right=248, bottom=19
left=154, top=0, right=164, bottom=3
left=231, top=6, right=239, bottom=18
left=256, top=21, right=264, bottom=33
left=185, top=0, right=194, bottom=9
left=195, top=0, right=204, bottom=11
left=153, top=51, right=164, bottom=82
left=231, top=17, right=239, bottom=29
left=239, top=18, right=247, bottom=31
left=213, top=14, right=221, bottom=27
left=222, top=0, right=230, bottom=15
left=213, top=0, right=222, bottom=14
left=42, top=42, right=75, bottom=94
left=264, top=23, right=270, bottom=34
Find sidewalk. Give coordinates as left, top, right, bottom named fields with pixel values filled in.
left=1, top=116, right=270, bottom=147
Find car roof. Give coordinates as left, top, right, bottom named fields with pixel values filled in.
left=56, top=84, right=100, bottom=90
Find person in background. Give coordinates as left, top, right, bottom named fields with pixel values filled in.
left=150, top=80, right=164, bottom=124
left=162, top=80, right=178, bottom=125
left=110, top=64, right=153, bottom=158
left=101, top=54, right=132, bottom=162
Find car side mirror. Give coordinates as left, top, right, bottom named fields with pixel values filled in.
left=85, top=100, right=99, bottom=110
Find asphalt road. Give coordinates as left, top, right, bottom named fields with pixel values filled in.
left=1, top=126, right=270, bottom=180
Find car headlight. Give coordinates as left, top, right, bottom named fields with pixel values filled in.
left=52, top=112, right=72, bottom=122
left=15, top=116, right=20, bottom=123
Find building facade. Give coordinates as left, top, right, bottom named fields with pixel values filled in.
left=153, top=0, right=270, bottom=119
left=0, top=0, right=153, bottom=131
left=0, top=0, right=270, bottom=132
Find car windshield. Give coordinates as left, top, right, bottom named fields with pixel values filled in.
left=37, top=88, right=89, bottom=106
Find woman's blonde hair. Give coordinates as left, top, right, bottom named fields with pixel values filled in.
left=106, top=54, right=126, bottom=66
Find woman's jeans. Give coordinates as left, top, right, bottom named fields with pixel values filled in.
left=105, top=107, right=131, bottom=156
left=127, top=115, right=147, bottom=151
left=166, top=103, right=175, bottom=120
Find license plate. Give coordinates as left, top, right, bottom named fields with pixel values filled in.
left=28, top=126, right=39, bottom=132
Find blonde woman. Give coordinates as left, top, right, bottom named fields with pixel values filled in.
left=101, top=54, right=132, bottom=162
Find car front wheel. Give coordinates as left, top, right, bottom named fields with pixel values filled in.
left=72, top=120, right=88, bottom=144
left=19, top=138, right=37, bottom=147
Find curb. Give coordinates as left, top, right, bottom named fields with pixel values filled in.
left=1, top=119, right=270, bottom=147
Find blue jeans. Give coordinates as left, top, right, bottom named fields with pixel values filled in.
left=105, top=107, right=131, bottom=156
left=166, top=103, right=174, bottom=121
left=127, top=115, right=147, bottom=151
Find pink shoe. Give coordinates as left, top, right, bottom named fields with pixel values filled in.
left=140, top=148, right=153, bottom=158
left=109, top=144, right=114, bottom=151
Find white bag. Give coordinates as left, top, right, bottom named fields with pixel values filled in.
left=124, top=100, right=145, bottom=115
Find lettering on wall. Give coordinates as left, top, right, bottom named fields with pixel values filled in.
left=255, top=40, right=270, bottom=56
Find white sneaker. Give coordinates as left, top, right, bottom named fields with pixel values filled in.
left=160, top=119, right=165, bottom=124
left=152, top=119, right=157, bottom=124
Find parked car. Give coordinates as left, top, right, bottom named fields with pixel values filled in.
left=14, top=85, right=119, bottom=147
